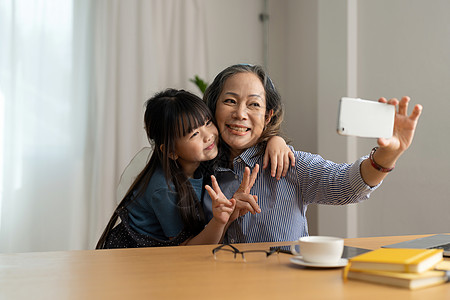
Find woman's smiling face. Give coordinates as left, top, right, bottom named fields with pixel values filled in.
left=215, top=72, right=272, bottom=158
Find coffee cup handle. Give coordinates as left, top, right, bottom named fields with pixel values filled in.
left=290, top=243, right=301, bottom=256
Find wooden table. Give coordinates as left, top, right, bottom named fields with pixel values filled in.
left=1, top=234, right=449, bottom=299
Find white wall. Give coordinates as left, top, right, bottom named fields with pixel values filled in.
left=355, top=0, right=450, bottom=236
left=203, top=0, right=264, bottom=82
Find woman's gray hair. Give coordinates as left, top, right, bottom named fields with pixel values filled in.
left=203, top=64, right=284, bottom=150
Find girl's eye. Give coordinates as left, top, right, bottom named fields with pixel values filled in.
left=190, top=131, right=199, bottom=139
left=206, top=119, right=212, bottom=126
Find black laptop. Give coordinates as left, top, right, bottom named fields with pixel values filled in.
left=382, top=234, right=450, bottom=257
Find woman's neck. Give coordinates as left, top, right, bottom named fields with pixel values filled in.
left=229, top=149, right=244, bottom=162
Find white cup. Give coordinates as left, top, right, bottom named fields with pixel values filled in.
left=290, top=236, right=344, bottom=264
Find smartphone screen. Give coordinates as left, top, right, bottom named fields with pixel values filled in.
left=337, top=97, right=395, bottom=138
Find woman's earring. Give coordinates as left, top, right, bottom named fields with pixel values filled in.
left=168, top=152, right=178, bottom=160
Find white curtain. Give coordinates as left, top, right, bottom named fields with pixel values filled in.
left=0, top=0, right=208, bottom=252
left=0, top=0, right=93, bottom=252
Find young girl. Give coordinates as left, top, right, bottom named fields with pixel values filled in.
left=96, top=89, right=289, bottom=249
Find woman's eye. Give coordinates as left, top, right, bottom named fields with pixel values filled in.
left=206, top=119, right=212, bottom=126
left=249, top=102, right=261, bottom=108
left=223, top=99, right=236, bottom=104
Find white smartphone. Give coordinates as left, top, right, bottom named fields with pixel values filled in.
left=337, top=97, right=395, bottom=138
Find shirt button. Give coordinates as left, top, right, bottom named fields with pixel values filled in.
left=235, top=175, right=239, bottom=180
left=230, top=239, right=235, bottom=243
left=236, top=158, right=242, bottom=163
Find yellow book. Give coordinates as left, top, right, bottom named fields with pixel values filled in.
left=436, top=260, right=450, bottom=271
left=345, top=268, right=450, bottom=290
left=348, top=248, right=443, bottom=273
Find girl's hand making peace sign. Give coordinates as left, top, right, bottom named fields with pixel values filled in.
left=205, top=164, right=261, bottom=225
left=205, top=177, right=236, bottom=225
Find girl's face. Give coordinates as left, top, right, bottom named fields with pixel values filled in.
left=173, top=119, right=218, bottom=177
left=215, top=72, right=272, bottom=159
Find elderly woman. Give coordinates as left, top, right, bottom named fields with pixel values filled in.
left=203, top=64, right=422, bottom=244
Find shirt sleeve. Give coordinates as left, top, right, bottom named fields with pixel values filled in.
left=295, top=149, right=380, bottom=205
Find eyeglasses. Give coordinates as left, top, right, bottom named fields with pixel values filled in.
left=212, top=244, right=279, bottom=262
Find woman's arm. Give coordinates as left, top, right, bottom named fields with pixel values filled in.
left=360, top=96, right=422, bottom=187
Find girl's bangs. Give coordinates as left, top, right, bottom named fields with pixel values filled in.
left=174, top=101, right=212, bottom=138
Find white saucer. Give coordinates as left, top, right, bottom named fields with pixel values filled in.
left=290, top=256, right=348, bottom=268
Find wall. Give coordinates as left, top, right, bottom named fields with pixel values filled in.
left=203, top=0, right=264, bottom=82
left=355, top=0, right=450, bottom=236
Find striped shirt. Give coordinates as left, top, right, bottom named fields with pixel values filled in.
left=203, top=145, right=379, bottom=243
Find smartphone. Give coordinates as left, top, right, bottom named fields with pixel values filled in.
left=270, top=245, right=371, bottom=258
left=337, top=97, right=395, bottom=138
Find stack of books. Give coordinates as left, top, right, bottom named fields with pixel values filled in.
left=344, top=248, right=450, bottom=290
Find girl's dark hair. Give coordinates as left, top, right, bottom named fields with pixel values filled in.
left=96, top=89, right=211, bottom=249
left=203, top=64, right=284, bottom=162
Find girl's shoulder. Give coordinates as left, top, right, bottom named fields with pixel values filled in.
left=148, top=166, right=166, bottom=183
left=138, top=166, right=171, bottom=197
left=130, top=166, right=174, bottom=208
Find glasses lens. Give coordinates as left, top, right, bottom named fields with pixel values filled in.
left=214, top=249, right=236, bottom=262
left=242, top=251, right=269, bottom=262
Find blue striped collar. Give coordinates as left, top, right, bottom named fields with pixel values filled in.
left=236, top=145, right=262, bottom=168
left=216, top=145, right=263, bottom=172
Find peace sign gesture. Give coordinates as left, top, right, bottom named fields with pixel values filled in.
left=205, top=176, right=236, bottom=225
left=229, top=164, right=261, bottom=222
